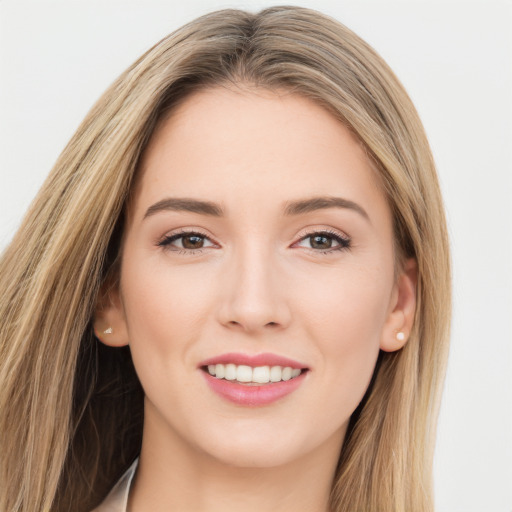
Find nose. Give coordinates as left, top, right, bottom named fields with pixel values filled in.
left=216, top=244, right=291, bottom=334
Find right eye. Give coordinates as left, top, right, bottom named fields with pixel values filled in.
left=158, top=230, right=216, bottom=253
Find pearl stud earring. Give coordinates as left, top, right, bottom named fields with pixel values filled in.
left=396, top=331, right=405, bottom=341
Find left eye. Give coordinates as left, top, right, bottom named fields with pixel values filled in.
left=159, top=232, right=215, bottom=250
left=296, top=232, right=350, bottom=251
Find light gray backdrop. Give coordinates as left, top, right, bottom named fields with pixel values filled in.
left=1, top=1, right=511, bottom=510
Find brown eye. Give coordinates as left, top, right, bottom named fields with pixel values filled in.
left=182, top=235, right=205, bottom=249
left=295, top=231, right=351, bottom=252
left=158, top=231, right=215, bottom=252
left=309, top=235, right=333, bottom=250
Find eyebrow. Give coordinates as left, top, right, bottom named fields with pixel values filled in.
left=283, top=196, right=369, bottom=221
left=144, top=198, right=223, bottom=218
left=143, top=196, right=369, bottom=221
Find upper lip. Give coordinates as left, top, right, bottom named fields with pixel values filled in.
left=198, top=352, right=308, bottom=370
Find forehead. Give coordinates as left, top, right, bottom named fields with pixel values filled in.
left=132, top=86, right=388, bottom=221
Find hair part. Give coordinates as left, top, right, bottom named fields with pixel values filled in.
left=0, top=6, right=450, bottom=511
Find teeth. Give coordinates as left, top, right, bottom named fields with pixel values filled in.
left=253, top=366, right=270, bottom=384
left=270, top=366, right=282, bottom=382
left=215, top=364, right=225, bottom=379
left=225, top=363, right=237, bottom=380
left=206, top=364, right=303, bottom=384
left=236, top=365, right=252, bottom=383
left=282, top=367, right=292, bottom=381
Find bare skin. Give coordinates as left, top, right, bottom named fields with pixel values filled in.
left=95, top=85, right=416, bottom=512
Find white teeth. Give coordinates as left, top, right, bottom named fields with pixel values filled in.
left=236, top=365, right=253, bottom=382
left=206, top=363, right=303, bottom=383
left=224, top=363, right=237, bottom=381
left=215, top=364, right=225, bottom=379
left=282, top=367, right=292, bottom=381
left=252, top=366, right=270, bottom=384
left=270, top=366, right=282, bottom=382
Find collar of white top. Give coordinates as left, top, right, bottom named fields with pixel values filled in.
left=92, top=458, right=139, bottom=512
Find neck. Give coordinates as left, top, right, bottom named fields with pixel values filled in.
left=127, top=402, right=345, bottom=512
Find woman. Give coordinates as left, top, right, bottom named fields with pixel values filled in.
left=0, top=6, right=451, bottom=512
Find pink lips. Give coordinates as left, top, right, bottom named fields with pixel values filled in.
left=200, top=352, right=306, bottom=369
left=198, top=352, right=309, bottom=407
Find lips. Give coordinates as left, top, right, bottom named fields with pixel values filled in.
left=199, top=352, right=307, bottom=369
left=198, top=352, right=309, bottom=406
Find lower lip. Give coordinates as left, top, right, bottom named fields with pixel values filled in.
left=201, top=370, right=307, bottom=406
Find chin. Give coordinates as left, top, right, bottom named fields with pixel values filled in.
left=200, top=435, right=305, bottom=469
left=189, top=416, right=332, bottom=469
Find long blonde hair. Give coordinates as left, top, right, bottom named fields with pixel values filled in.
left=0, top=6, right=450, bottom=511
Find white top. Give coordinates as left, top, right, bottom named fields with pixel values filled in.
left=91, top=459, right=138, bottom=512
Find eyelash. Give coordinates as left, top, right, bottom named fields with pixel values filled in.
left=295, top=229, right=351, bottom=254
left=157, top=229, right=213, bottom=255
left=157, top=228, right=351, bottom=255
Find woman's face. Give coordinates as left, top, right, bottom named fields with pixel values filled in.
left=98, top=86, right=414, bottom=468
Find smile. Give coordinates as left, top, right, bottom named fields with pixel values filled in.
left=205, top=364, right=302, bottom=384
left=199, top=353, right=309, bottom=406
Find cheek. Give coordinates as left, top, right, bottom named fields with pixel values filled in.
left=298, top=259, right=392, bottom=343
left=119, top=253, right=214, bottom=371
left=297, top=262, right=391, bottom=412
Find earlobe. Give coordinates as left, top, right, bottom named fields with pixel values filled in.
left=380, top=258, right=417, bottom=353
left=93, top=283, right=129, bottom=347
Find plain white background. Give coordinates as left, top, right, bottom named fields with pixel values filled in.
left=1, top=1, right=511, bottom=510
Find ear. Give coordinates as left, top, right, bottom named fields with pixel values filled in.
left=380, top=258, right=417, bottom=352
left=93, top=280, right=129, bottom=347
